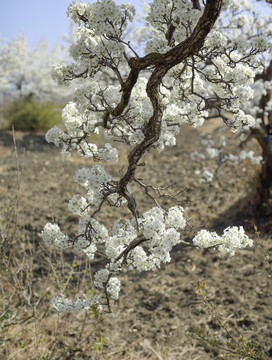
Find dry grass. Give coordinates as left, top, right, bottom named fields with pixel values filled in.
left=0, top=127, right=271, bottom=360
left=0, top=133, right=104, bottom=359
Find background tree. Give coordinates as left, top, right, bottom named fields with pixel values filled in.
left=189, top=0, right=272, bottom=227
left=0, top=34, right=72, bottom=103
left=0, top=35, right=75, bottom=130
left=220, top=0, right=272, bottom=224
left=249, top=59, right=272, bottom=223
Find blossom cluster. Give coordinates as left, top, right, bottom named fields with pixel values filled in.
left=51, top=0, right=136, bottom=88
left=42, top=223, right=71, bottom=250
left=73, top=164, right=113, bottom=207
left=239, top=150, right=263, bottom=165
left=203, top=137, right=263, bottom=165
left=45, top=118, right=118, bottom=161
left=42, top=204, right=187, bottom=307
left=42, top=200, right=255, bottom=310
left=245, top=79, right=272, bottom=121
left=192, top=129, right=263, bottom=184
left=51, top=293, right=102, bottom=313
left=194, top=169, right=214, bottom=184
left=193, top=226, right=253, bottom=257
left=67, top=0, right=135, bottom=37
left=94, top=269, right=121, bottom=300
left=145, top=0, right=203, bottom=53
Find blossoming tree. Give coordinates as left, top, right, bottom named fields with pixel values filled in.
left=188, top=0, right=272, bottom=224
left=0, top=35, right=71, bottom=103
left=217, top=0, right=272, bottom=225
left=42, top=0, right=271, bottom=313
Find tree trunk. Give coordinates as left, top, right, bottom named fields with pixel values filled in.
left=250, top=59, right=272, bottom=230
left=248, top=126, right=272, bottom=231
left=253, top=142, right=272, bottom=220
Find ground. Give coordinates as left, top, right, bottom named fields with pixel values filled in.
left=0, top=119, right=271, bottom=359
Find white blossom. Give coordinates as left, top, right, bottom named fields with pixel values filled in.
left=51, top=293, right=102, bottom=312
left=193, top=226, right=253, bottom=257
left=41, top=223, right=71, bottom=250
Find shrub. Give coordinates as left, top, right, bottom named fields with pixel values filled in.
left=4, top=99, right=62, bottom=132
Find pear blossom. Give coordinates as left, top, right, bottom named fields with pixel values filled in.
left=41, top=0, right=268, bottom=313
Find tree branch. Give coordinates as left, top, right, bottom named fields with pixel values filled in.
left=118, top=0, right=223, bottom=189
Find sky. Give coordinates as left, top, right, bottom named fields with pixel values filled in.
left=0, top=0, right=271, bottom=50
left=0, top=0, right=143, bottom=49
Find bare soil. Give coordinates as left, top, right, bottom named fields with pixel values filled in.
left=0, top=120, right=271, bottom=359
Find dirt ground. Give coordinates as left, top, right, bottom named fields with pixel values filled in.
left=0, top=120, right=271, bottom=359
